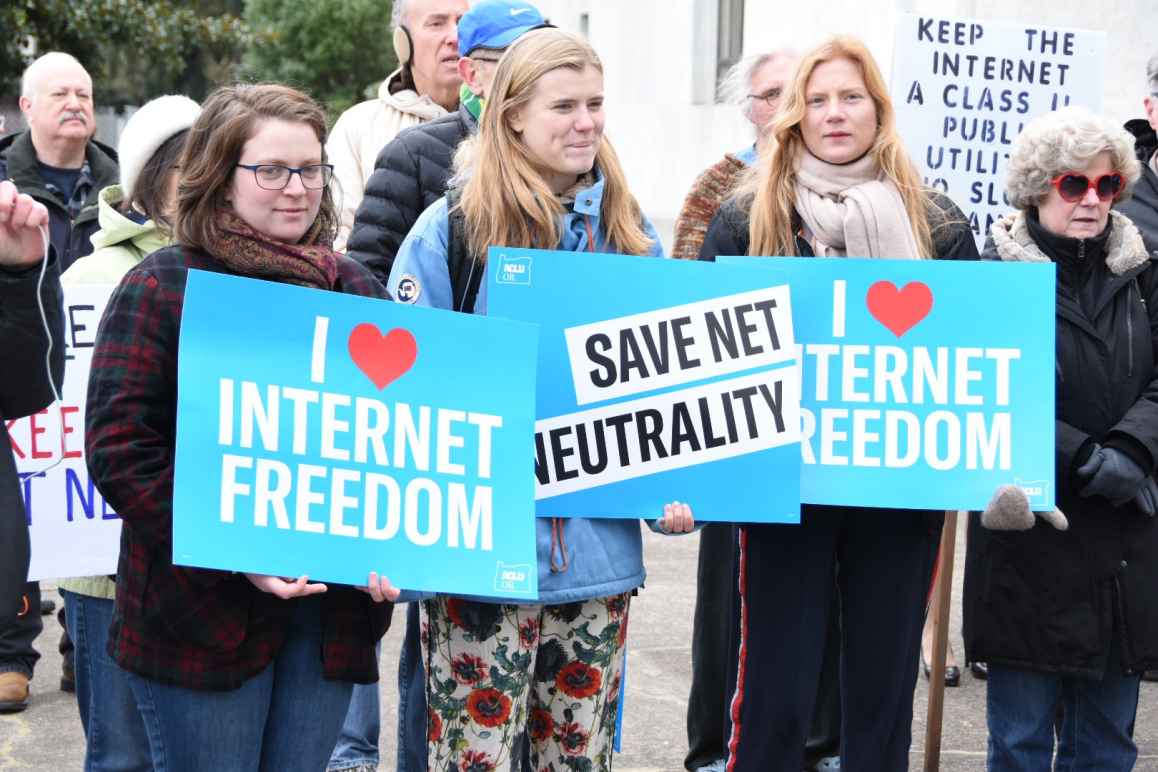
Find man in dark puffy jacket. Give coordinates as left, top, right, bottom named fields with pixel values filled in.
left=345, top=0, right=550, bottom=284
left=1118, top=51, right=1158, bottom=255
left=0, top=181, right=65, bottom=712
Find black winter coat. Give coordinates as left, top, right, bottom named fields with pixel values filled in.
left=698, top=189, right=980, bottom=263
left=964, top=209, right=1158, bottom=678
left=0, top=131, right=119, bottom=271
left=1118, top=119, right=1158, bottom=256
left=346, top=104, right=478, bottom=283
left=0, top=256, right=65, bottom=621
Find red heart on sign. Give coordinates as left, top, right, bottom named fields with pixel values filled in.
left=348, top=324, right=417, bottom=389
left=865, top=281, right=933, bottom=338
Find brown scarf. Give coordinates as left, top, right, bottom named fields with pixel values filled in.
left=209, top=212, right=339, bottom=290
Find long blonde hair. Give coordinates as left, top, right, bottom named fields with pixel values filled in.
left=743, top=37, right=934, bottom=258
left=454, top=28, right=653, bottom=259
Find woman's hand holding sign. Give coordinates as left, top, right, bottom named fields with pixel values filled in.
left=245, top=573, right=328, bottom=599
left=245, top=571, right=400, bottom=603
left=658, top=500, right=695, bottom=533
left=361, top=571, right=401, bottom=603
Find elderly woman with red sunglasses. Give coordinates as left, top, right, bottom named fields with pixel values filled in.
left=963, top=105, right=1157, bottom=771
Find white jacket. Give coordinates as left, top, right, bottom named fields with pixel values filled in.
left=327, top=70, right=448, bottom=251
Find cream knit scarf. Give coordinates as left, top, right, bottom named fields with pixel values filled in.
left=793, top=151, right=921, bottom=259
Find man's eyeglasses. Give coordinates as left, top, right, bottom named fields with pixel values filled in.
left=747, top=88, right=783, bottom=107
left=470, top=55, right=502, bottom=65
left=1049, top=172, right=1124, bottom=203
left=236, top=163, right=334, bottom=190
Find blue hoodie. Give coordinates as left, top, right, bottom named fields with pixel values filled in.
left=387, top=173, right=672, bottom=604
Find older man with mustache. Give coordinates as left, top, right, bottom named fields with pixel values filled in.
left=0, top=51, right=117, bottom=714
left=0, top=52, right=118, bottom=272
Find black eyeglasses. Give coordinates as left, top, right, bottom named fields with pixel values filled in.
left=747, top=87, right=783, bottom=106
left=470, top=55, right=502, bottom=64
left=236, top=163, right=334, bottom=190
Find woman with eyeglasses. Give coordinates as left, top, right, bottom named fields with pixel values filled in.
left=963, top=105, right=1158, bottom=771
left=84, top=84, right=398, bottom=772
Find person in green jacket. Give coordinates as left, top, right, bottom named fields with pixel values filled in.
left=59, top=93, right=200, bottom=772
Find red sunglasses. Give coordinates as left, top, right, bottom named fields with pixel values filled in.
left=1049, top=172, right=1124, bottom=203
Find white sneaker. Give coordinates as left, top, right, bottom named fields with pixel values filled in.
left=813, top=757, right=840, bottom=771
left=700, top=760, right=728, bottom=772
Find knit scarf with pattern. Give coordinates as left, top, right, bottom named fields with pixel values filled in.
left=209, top=212, right=339, bottom=290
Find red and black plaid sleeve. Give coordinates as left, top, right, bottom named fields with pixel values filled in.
left=88, top=247, right=390, bottom=689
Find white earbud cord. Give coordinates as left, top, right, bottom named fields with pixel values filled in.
left=28, top=222, right=66, bottom=477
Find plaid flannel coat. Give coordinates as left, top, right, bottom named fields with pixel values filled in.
left=86, top=244, right=393, bottom=691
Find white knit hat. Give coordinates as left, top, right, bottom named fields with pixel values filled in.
left=118, top=94, right=201, bottom=201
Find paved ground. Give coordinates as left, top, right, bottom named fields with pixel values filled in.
left=2, top=518, right=1156, bottom=771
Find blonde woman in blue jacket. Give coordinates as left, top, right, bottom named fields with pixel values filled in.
left=388, top=28, right=692, bottom=772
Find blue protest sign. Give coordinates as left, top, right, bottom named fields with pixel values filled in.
left=173, top=270, right=540, bottom=598
left=720, top=257, right=1056, bottom=510
left=488, top=248, right=801, bottom=523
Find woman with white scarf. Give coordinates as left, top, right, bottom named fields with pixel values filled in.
left=698, top=37, right=978, bottom=772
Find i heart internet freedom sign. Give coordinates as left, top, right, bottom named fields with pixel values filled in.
left=720, top=257, right=1056, bottom=511
left=171, top=270, right=542, bottom=599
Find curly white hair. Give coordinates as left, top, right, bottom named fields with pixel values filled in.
left=1006, top=105, right=1141, bottom=211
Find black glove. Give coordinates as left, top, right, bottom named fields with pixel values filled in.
left=1076, top=445, right=1149, bottom=507
left=1131, top=478, right=1158, bottom=518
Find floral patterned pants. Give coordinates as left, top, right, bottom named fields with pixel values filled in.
left=421, top=592, right=631, bottom=772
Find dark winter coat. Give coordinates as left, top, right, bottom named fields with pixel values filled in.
left=345, top=104, right=478, bottom=283
left=0, top=131, right=119, bottom=271
left=1118, top=119, right=1158, bottom=256
left=0, top=256, right=65, bottom=621
left=698, top=188, right=980, bottom=263
left=964, top=209, right=1158, bottom=678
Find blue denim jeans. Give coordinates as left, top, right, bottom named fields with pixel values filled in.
left=987, top=644, right=1141, bottom=771
left=328, top=648, right=381, bottom=771
left=124, top=595, right=354, bottom=772
left=396, top=602, right=428, bottom=772
left=62, top=590, right=151, bottom=772
left=327, top=604, right=429, bottom=772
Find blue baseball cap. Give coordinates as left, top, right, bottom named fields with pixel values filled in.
left=457, top=0, right=550, bottom=57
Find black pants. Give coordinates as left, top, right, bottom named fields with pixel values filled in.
left=685, top=523, right=741, bottom=770
left=685, top=525, right=842, bottom=770
left=0, top=581, right=42, bottom=676
left=805, top=582, right=842, bottom=767
left=727, top=506, right=941, bottom=772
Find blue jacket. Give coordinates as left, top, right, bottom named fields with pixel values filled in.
left=388, top=174, right=669, bottom=604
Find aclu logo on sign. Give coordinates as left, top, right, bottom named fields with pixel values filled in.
left=496, top=255, right=532, bottom=286
left=1015, top=478, right=1051, bottom=507
left=494, top=561, right=534, bottom=594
